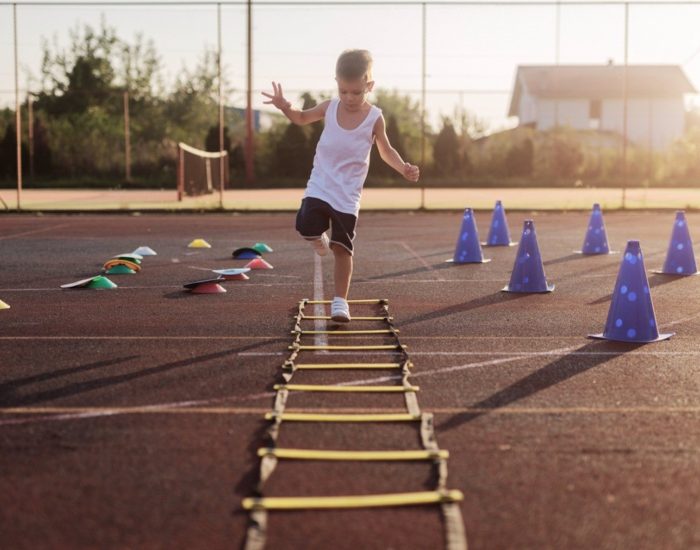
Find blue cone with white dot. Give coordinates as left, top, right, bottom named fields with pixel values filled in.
left=589, top=240, right=673, bottom=343
left=502, top=220, right=554, bottom=293
left=657, top=211, right=699, bottom=276
left=578, top=203, right=612, bottom=254
left=483, top=200, right=515, bottom=247
left=449, top=208, right=491, bottom=264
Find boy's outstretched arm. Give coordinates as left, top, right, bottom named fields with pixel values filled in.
left=374, top=115, right=420, bottom=182
left=261, top=81, right=329, bottom=126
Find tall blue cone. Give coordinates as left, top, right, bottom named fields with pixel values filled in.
left=449, top=208, right=491, bottom=264
left=502, top=220, right=554, bottom=293
left=483, top=200, right=515, bottom=246
left=577, top=203, right=613, bottom=254
left=589, top=240, right=673, bottom=343
left=655, top=211, right=699, bottom=276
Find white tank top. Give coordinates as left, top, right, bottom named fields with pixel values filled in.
left=304, top=98, right=382, bottom=216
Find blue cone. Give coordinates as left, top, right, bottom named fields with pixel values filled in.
left=589, top=240, right=673, bottom=343
left=449, top=208, right=491, bottom=264
left=502, top=220, right=554, bottom=293
left=656, top=211, right=699, bottom=276
left=578, top=203, right=612, bottom=254
left=483, top=200, right=515, bottom=247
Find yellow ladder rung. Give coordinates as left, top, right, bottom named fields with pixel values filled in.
left=289, top=344, right=405, bottom=351
left=300, top=316, right=393, bottom=321
left=294, top=362, right=407, bottom=370
left=274, top=384, right=419, bottom=393
left=242, top=490, right=464, bottom=510
left=265, top=412, right=421, bottom=422
left=293, top=329, right=398, bottom=335
left=257, top=448, right=449, bottom=461
left=304, top=299, right=387, bottom=305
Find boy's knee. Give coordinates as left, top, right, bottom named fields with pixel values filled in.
left=331, top=243, right=352, bottom=257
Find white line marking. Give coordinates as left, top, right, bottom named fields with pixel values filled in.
left=0, top=392, right=275, bottom=426
left=400, top=241, right=445, bottom=281
left=313, top=252, right=328, bottom=350
left=336, top=347, right=578, bottom=387
left=1, top=336, right=282, bottom=341
left=660, top=311, right=700, bottom=328
left=0, top=223, right=74, bottom=240
left=3, top=405, right=698, bottom=426
left=238, top=349, right=700, bottom=357
left=2, top=341, right=699, bottom=358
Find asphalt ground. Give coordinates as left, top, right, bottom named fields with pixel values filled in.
left=0, top=211, right=699, bottom=549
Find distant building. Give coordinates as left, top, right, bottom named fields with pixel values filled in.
left=508, top=64, right=697, bottom=150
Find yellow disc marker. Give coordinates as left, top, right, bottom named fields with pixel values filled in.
left=0, top=300, right=10, bottom=310
left=188, top=239, right=212, bottom=249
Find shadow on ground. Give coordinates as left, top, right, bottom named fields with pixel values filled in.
left=400, top=291, right=531, bottom=327
left=437, top=340, right=643, bottom=433
left=0, top=340, right=281, bottom=406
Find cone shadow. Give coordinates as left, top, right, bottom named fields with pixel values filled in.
left=0, top=356, right=139, bottom=406
left=0, top=340, right=281, bottom=407
left=363, top=262, right=453, bottom=281
left=438, top=340, right=643, bottom=432
left=543, top=253, right=584, bottom=267
left=401, top=291, right=530, bottom=328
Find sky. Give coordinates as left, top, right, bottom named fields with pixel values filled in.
left=1, top=0, right=700, bottom=132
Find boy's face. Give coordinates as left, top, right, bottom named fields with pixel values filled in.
left=336, top=77, right=375, bottom=111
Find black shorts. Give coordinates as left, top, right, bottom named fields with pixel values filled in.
left=295, top=197, right=358, bottom=254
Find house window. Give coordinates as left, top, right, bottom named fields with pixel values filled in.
left=589, top=100, right=601, bottom=130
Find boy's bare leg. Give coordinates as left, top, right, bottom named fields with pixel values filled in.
left=332, top=244, right=353, bottom=299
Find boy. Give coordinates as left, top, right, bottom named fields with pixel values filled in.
left=262, top=49, right=420, bottom=322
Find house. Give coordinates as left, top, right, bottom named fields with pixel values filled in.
left=508, top=64, right=697, bottom=150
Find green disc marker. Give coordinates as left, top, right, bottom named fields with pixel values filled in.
left=106, top=264, right=136, bottom=275
left=252, top=242, right=273, bottom=254
left=87, top=276, right=118, bottom=289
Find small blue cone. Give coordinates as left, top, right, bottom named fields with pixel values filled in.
left=502, top=220, right=554, bottom=293
left=483, top=200, right=515, bottom=247
left=653, top=211, right=699, bottom=276
left=447, top=208, right=491, bottom=264
left=577, top=203, right=615, bottom=255
left=589, top=240, right=673, bottom=343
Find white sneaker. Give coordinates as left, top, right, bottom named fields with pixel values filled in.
left=310, top=233, right=330, bottom=257
left=331, top=297, right=351, bottom=323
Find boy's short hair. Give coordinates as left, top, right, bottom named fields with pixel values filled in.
left=336, top=50, right=373, bottom=82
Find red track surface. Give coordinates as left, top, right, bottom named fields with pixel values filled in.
left=1, top=211, right=699, bottom=549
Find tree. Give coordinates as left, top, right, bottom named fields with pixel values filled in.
left=205, top=125, right=232, bottom=153
left=433, top=119, right=461, bottom=176
left=32, top=116, right=53, bottom=176
left=369, top=114, right=406, bottom=180
left=301, top=92, right=324, bottom=157
left=37, top=20, right=119, bottom=117
left=0, top=124, right=28, bottom=180
left=274, top=123, right=311, bottom=179
left=504, top=137, right=533, bottom=177
left=372, top=89, right=424, bottom=165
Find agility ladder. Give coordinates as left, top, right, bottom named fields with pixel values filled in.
left=242, top=298, right=467, bottom=550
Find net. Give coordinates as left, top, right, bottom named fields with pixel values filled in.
left=177, top=142, right=229, bottom=200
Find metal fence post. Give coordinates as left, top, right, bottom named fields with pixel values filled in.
left=13, top=3, right=22, bottom=211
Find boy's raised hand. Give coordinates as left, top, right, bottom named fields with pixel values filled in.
left=403, top=162, right=420, bottom=182
left=261, top=81, right=291, bottom=111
